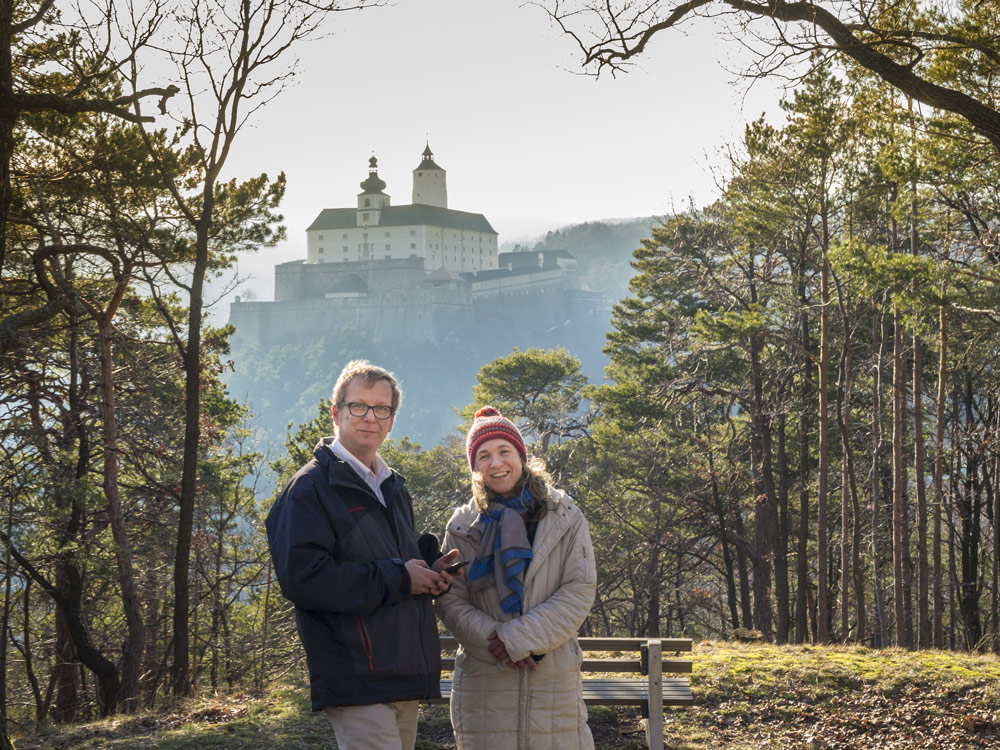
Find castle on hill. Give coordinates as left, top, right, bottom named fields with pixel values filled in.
left=228, top=146, right=601, bottom=347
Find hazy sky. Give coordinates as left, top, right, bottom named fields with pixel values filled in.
left=213, top=0, right=786, bottom=308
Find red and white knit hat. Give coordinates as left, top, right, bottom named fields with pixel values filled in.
left=466, top=406, right=527, bottom=471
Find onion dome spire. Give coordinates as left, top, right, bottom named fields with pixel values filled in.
left=360, top=155, right=387, bottom=193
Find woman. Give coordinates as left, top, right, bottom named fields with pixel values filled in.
left=435, top=407, right=597, bottom=750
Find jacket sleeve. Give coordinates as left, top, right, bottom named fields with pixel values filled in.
left=433, top=525, right=503, bottom=667
left=494, top=511, right=597, bottom=663
left=265, top=471, right=410, bottom=616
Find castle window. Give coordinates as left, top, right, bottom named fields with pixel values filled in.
left=343, top=247, right=348, bottom=252
left=362, top=213, right=370, bottom=222
left=410, top=243, right=416, bottom=249
left=364, top=198, right=371, bottom=208
left=342, top=233, right=348, bottom=239
left=410, top=230, right=416, bottom=236
left=385, top=231, right=390, bottom=237
left=385, top=244, right=391, bottom=251
left=318, top=234, right=324, bottom=240
left=385, top=255, right=391, bottom=259
left=318, top=247, right=324, bottom=253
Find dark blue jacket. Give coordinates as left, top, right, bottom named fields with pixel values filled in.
left=265, top=439, right=441, bottom=710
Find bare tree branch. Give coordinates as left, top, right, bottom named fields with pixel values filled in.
left=544, top=0, right=1000, bottom=153
left=15, top=85, right=180, bottom=122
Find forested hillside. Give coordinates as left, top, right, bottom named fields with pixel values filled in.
left=505, top=217, right=658, bottom=302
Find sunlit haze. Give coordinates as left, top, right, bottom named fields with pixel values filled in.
left=210, top=0, right=786, bottom=311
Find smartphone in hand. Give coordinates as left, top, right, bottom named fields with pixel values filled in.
left=442, top=559, right=470, bottom=575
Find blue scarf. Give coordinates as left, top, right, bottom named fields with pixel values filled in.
left=467, top=489, right=534, bottom=614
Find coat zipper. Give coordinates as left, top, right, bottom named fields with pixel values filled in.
left=358, top=617, right=374, bottom=672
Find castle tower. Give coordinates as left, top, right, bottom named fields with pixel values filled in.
left=412, top=144, right=447, bottom=208
left=357, top=155, right=390, bottom=227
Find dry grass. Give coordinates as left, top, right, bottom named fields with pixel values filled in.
left=11, top=641, right=1000, bottom=749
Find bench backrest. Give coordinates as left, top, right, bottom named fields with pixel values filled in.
left=438, top=634, right=693, bottom=675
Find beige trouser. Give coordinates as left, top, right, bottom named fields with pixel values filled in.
left=322, top=700, right=420, bottom=750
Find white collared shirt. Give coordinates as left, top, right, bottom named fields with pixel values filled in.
left=329, top=438, right=392, bottom=507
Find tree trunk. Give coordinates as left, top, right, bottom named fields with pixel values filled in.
left=0, top=503, right=10, bottom=728
left=950, top=386, right=960, bottom=650
left=709, top=445, right=740, bottom=631
left=52, top=566, right=78, bottom=722
left=992, top=445, right=999, bottom=654
left=817, top=200, right=831, bottom=644
left=16, top=581, right=46, bottom=723
left=871, top=304, right=888, bottom=648
left=257, top=561, right=272, bottom=694
left=97, top=316, right=145, bottom=710
left=172, top=209, right=213, bottom=696
left=836, top=341, right=853, bottom=642
left=796, top=263, right=812, bottom=643
left=52, top=558, right=122, bottom=715
left=933, top=299, right=948, bottom=648
left=913, top=328, right=929, bottom=648
left=959, top=376, right=983, bottom=648
left=0, top=0, right=14, bottom=277
left=892, top=308, right=908, bottom=648
left=645, top=541, right=661, bottom=637
left=53, top=310, right=84, bottom=723
left=736, top=525, right=753, bottom=629
left=835, top=329, right=866, bottom=643
left=141, top=565, right=165, bottom=708
left=750, top=333, right=779, bottom=639
left=849, top=449, right=866, bottom=644
left=774, top=411, right=791, bottom=643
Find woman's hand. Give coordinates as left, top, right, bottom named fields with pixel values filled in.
left=487, top=631, right=537, bottom=670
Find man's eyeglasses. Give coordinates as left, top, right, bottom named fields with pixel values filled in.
left=339, top=402, right=394, bottom=420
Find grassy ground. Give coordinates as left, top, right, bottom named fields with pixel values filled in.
left=11, top=640, right=1000, bottom=749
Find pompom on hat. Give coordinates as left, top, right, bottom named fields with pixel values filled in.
left=466, top=406, right=527, bottom=471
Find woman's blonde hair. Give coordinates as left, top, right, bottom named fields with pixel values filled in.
left=471, top=455, right=553, bottom=514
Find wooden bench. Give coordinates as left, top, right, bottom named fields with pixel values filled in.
left=434, top=635, right=693, bottom=750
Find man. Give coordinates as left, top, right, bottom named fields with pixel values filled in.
left=266, top=360, right=460, bottom=750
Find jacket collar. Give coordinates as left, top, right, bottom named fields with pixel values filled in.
left=523, top=489, right=576, bottom=582
left=312, top=436, right=405, bottom=498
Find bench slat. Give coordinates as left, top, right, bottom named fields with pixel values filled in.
left=437, top=635, right=693, bottom=654
left=435, top=678, right=693, bottom=707
left=579, top=637, right=693, bottom=653
left=438, top=657, right=692, bottom=674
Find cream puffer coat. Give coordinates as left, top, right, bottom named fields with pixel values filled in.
left=434, top=488, right=597, bottom=750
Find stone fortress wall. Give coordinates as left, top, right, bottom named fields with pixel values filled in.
left=230, top=257, right=579, bottom=347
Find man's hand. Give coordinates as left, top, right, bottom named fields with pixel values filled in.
left=405, top=559, right=448, bottom=596
left=432, top=548, right=464, bottom=590
left=487, top=630, right=537, bottom=670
